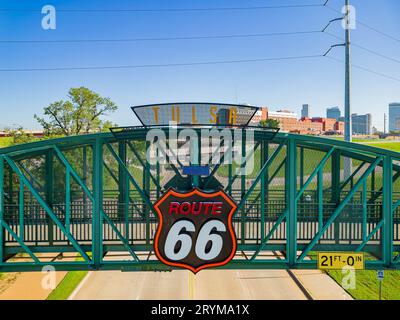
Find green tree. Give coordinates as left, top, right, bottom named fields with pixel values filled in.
left=3, top=126, right=37, bottom=145
left=259, top=118, right=280, bottom=129
left=34, top=87, right=118, bottom=136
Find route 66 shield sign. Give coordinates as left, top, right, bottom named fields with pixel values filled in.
left=153, top=188, right=237, bottom=273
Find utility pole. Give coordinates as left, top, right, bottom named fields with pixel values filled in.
left=384, top=113, right=387, bottom=134
left=344, top=0, right=352, bottom=178
left=323, top=0, right=353, bottom=175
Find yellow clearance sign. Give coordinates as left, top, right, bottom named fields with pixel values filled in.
left=318, top=252, right=365, bottom=270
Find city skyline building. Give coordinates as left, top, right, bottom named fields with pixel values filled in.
left=252, top=107, right=344, bottom=135
left=301, top=104, right=310, bottom=118
left=352, top=113, right=372, bottom=135
left=251, top=103, right=394, bottom=135
left=327, top=106, right=341, bottom=121
left=389, top=103, right=400, bottom=132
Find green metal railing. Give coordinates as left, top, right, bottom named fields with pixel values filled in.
left=0, top=128, right=399, bottom=272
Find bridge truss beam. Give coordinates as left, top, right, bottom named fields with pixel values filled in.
left=0, top=131, right=399, bottom=272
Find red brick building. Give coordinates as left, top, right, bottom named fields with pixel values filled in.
left=311, top=117, right=337, bottom=132
left=251, top=107, right=344, bottom=135
left=296, top=117, right=323, bottom=135
left=0, top=130, right=44, bottom=138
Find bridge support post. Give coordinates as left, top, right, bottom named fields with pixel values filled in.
left=383, top=155, right=393, bottom=267
left=228, top=163, right=232, bottom=196
left=227, top=129, right=233, bottom=196
left=190, top=131, right=200, bottom=188
left=118, top=141, right=127, bottom=221
left=118, top=141, right=130, bottom=239
left=8, top=165, right=13, bottom=210
left=156, top=148, right=160, bottom=198
left=45, top=150, right=54, bottom=246
left=287, top=137, right=297, bottom=267
left=331, top=149, right=341, bottom=244
left=241, top=130, right=246, bottom=246
left=93, top=138, right=103, bottom=269
left=371, top=169, right=376, bottom=200
left=260, top=140, right=268, bottom=241
left=82, top=146, right=88, bottom=220
left=145, top=140, right=151, bottom=245
left=0, top=156, right=4, bottom=264
left=300, top=147, right=305, bottom=201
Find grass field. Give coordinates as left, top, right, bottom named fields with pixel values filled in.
left=328, top=137, right=392, bottom=143
left=46, top=255, right=90, bottom=300
left=46, top=270, right=88, bottom=300
left=363, top=141, right=400, bottom=152
left=327, top=268, right=400, bottom=300
left=325, top=253, right=400, bottom=300
left=309, top=252, right=400, bottom=300
left=0, top=137, right=13, bottom=148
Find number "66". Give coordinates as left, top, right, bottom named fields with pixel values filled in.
left=164, top=220, right=226, bottom=261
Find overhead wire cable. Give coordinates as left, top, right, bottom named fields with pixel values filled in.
left=0, top=54, right=323, bottom=72
left=0, top=3, right=325, bottom=13
left=324, top=31, right=400, bottom=65
left=0, top=30, right=323, bottom=44
left=325, top=55, right=400, bottom=83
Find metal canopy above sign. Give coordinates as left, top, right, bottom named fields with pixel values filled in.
left=131, top=102, right=259, bottom=127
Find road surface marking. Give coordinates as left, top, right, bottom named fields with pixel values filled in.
left=135, top=271, right=148, bottom=300
left=68, top=271, right=92, bottom=300
left=188, top=272, right=195, bottom=300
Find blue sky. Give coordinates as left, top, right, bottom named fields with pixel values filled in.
left=0, top=0, right=399, bottom=130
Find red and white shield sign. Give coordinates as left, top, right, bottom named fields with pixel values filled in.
left=153, top=188, right=237, bottom=273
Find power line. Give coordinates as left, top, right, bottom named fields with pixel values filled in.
left=325, top=4, right=400, bottom=44
left=352, top=43, right=400, bottom=65
left=0, top=3, right=324, bottom=13
left=324, top=31, right=400, bottom=65
left=0, top=30, right=322, bottom=44
left=0, top=54, right=322, bottom=72
left=356, top=21, right=400, bottom=45
left=3, top=29, right=398, bottom=67
left=1, top=2, right=397, bottom=84
left=1, top=44, right=397, bottom=83
left=3, top=55, right=321, bottom=72
left=325, top=55, right=400, bottom=83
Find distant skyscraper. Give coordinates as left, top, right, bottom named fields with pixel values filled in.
left=389, top=103, right=400, bottom=132
left=327, top=107, right=341, bottom=121
left=301, top=104, right=309, bottom=118
left=352, top=113, right=372, bottom=135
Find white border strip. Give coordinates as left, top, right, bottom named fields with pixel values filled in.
left=67, top=271, right=93, bottom=300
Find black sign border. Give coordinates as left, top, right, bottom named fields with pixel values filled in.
left=153, top=187, right=238, bottom=273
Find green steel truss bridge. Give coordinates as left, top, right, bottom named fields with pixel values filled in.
left=0, top=127, right=400, bottom=272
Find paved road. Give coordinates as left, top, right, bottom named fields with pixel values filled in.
left=69, top=252, right=352, bottom=300
left=0, top=253, right=76, bottom=300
